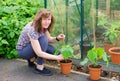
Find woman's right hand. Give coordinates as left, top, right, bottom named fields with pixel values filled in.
left=57, top=54, right=64, bottom=61
left=57, top=34, right=65, bottom=41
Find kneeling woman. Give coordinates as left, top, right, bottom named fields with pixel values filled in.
left=16, top=9, right=65, bottom=76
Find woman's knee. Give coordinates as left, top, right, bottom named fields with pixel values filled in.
left=46, top=44, right=57, bottom=54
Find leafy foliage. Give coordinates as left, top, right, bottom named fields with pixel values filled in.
left=81, top=47, right=110, bottom=68
left=61, top=45, right=74, bottom=60
left=103, top=20, right=120, bottom=44
left=98, top=12, right=120, bottom=44
left=54, top=45, right=74, bottom=62
left=0, top=0, right=44, bottom=59
left=111, top=0, right=120, bottom=10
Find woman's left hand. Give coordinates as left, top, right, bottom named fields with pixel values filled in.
left=57, top=34, right=65, bottom=41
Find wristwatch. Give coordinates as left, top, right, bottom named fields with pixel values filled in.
left=56, top=37, right=59, bottom=41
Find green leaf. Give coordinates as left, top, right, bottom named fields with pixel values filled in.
left=61, top=45, right=74, bottom=60
left=103, top=53, right=108, bottom=61
left=1, top=39, right=9, bottom=45
left=87, top=49, right=96, bottom=65
left=80, top=58, right=89, bottom=65
left=97, top=47, right=105, bottom=59
left=10, top=32, right=15, bottom=38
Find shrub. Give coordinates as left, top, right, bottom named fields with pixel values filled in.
left=0, top=0, right=44, bottom=59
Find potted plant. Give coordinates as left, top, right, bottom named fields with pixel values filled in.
left=103, top=21, right=119, bottom=55
left=80, top=3, right=109, bottom=80
left=108, top=33, right=120, bottom=64
left=103, top=20, right=120, bottom=44
left=98, top=12, right=114, bottom=55
left=54, top=45, right=74, bottom=74
left=98, top=12, right=120, bottom=64
left=81, top=47, right=109, bottom=80
left=98, top=12, right=120, bottom=55
left=101, top=19, right=120, bottom=64
left=109, top=47, right=120, bottom=64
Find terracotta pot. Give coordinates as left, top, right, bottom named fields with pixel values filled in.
left=109, top=47, right=120, bottom=64
left=104, top=43, right=114, bottom=55
left=88, top=64, right=102, bottom=80
left=60, top=59, right=72, bottom=74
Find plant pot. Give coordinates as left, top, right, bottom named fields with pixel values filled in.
left=109, top=47, right=120, bottom=64
left=104, top=43, right=114, bottom=55
left=88, top=64, right=102, bottom=80
left=60, top=59, right=72, bottom=74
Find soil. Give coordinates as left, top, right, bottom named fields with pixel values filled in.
left=112, top=49, right=120, bottom=52
left=89, top=64, right=102, bottom=68
left=44, top=60, right=120, bottom=81
left=60, top=59, right=72, bottom=63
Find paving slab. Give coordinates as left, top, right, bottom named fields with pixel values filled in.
left=0, top=58, right=110, bottom=81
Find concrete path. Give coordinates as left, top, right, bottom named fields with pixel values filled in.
left=0, top=58, right=110, bottom=81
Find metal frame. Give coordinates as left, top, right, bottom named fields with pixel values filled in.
left=44, top=0, right=98, bottom=59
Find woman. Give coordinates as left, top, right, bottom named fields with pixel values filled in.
left=16, top=9, right=65, bottom=76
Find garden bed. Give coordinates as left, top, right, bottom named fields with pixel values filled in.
left=73, top=64, right=120, bottom=81
left=44, top=59, right=120, bottom=81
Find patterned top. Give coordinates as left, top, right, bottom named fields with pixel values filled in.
left=16, top=22, right=42, bottom=50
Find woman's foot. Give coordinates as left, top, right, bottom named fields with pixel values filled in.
left=34, top=67, right=53, bottom=76
left=27, top=60, right=36, bottom=68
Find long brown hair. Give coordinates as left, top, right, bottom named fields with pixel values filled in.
left=33, top=9, right=55, bottom=33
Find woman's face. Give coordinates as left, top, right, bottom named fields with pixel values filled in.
left=41, top=15, right=51, bottom=29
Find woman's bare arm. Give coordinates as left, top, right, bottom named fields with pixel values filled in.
left=27, top=33, right=63, bottom=61
left=46, top=31, right=65, bottom=43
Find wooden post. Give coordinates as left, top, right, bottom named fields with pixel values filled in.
left=106, top=0, right=110, bottom=16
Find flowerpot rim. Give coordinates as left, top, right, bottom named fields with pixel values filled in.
left=60, top=59, right=72, bottom=63
left=109, top=47, right=120, bottom=54
left=88, top=64, right=102, bottom=69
